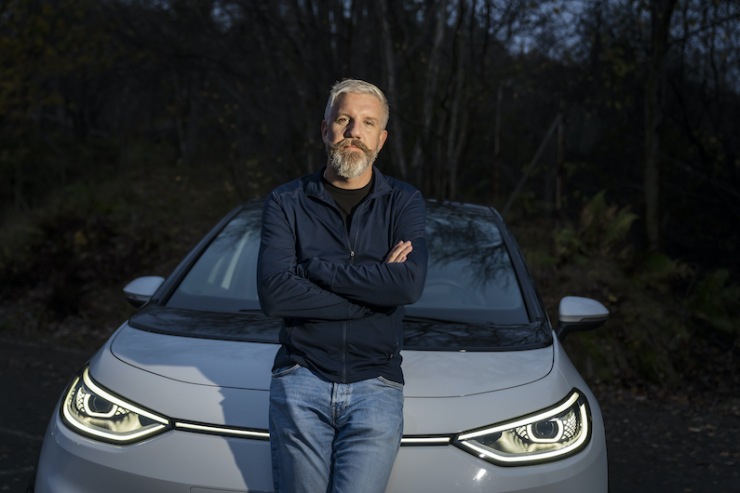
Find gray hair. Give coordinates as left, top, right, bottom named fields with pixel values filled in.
left=324, top=79, right=389, bottom=130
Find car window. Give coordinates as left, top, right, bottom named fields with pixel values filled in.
left=167, top=209, right=262, bottom=312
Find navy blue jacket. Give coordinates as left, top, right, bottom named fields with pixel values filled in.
left=257, top=166, right=428, bottom=384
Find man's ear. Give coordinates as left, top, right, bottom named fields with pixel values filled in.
left=321, top=120, right=328, bottom=143
left=378, top=129, right=388, bottom=151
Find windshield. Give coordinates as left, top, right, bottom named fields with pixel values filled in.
left=156, top=202, right=546, bottom=350
left=168, top=205, right=526, bottom=317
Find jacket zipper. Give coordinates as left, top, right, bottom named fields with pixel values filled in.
left=342, top=207, right=362, bottom=382
left=349, top=228, right=359, bottom=263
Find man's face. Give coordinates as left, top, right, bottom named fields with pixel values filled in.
left=321, top=93, right=388, bottom=179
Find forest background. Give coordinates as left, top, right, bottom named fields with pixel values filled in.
left=0, top=0, right=738, bottom=396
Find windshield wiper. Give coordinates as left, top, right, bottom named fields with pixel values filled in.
left=403, top=315, right=487, bottom=326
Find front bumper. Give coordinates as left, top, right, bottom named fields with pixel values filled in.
left=36, top=399, right=607, bottom=493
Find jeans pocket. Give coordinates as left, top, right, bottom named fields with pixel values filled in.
left=271, top=364, right=301, bottom=378
left=377, top=376, right=404, bottom=391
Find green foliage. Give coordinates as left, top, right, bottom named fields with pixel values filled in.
left=635, top=252, right=690, bottom=292
left=554, top=191, right=637, bottom=262
left=516, top=191, right=539, bottom=215
left=512, top=191, right=707, bottom=386
left=0, top=319, right=16, bottom=332
left=691, top=269, right=740, bottom=335
left=523, top=249, right=558, bottom=270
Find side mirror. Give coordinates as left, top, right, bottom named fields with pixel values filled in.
left=555, top=296, right=608, bottom=341
left=123, top=276, right=165, bottom=308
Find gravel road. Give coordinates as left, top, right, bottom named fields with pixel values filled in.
left=1, top=340, right=738, bottom=493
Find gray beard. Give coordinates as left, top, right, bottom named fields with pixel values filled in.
left=327, top=140, right=378, bottom=179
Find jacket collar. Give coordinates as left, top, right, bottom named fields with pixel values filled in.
left=305, top=165, right=392, bottom=200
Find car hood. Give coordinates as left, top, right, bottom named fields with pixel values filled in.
left=112, top=323, right=553, bottom=398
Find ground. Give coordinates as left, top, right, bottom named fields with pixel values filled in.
left=1, top=339, right=738, bottom=493
left=597, top=384, right=740, bottom=492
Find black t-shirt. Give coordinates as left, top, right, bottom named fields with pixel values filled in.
left=322, top=172, right=374, bottom=233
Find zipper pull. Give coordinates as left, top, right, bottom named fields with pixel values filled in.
left=350, top=251, right=355, bottom=261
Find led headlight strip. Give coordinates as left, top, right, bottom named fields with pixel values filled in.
left=457, top=391, right=580, bottom=441
left=174, top=422, right=270, bottom=440
left=81, top=368, right=169, bottom=425
left=61, top=369, right=170, bottom=443
left=400, top=436, right=452, bottom=446
left=458, top=404, right=589, bottom=463
left=453, top=389, right=591, bottom=466
left=172, top=423, right=449, bottom=445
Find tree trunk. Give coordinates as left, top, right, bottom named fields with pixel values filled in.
left=502, top=113, right=561, bottom=216
left=376, top=0, right=407, bottom=179
left=644, top=0, right=677, bottom=252
left=14, top=154, right=24, bottom=212
left=171, top=72, right=189, bottom=165
left=493, top=84, right=503, bottom=203
left=555, top=98, right=566, bottom=222
left=447, top=0, right=467, bottom=201
left=410, top=0, right=448, bottom=191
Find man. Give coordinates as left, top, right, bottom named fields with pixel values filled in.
left=257, top=79, right=428, bottom=493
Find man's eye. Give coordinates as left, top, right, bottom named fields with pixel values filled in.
left=364, top=121, right=374, bottom=126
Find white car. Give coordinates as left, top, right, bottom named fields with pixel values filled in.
left=34, top=199, right=609, bottom=492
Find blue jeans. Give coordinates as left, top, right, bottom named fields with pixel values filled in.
left=269, top=365, right=404, bottom=493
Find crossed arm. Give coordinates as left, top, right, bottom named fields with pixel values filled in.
left=257, top=192, right=428, bottom=319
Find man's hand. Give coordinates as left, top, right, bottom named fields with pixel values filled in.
left=385, top=240, right=413, bottom=263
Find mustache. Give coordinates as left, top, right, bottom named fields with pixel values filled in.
left=328, top=138, right=372, bottom=154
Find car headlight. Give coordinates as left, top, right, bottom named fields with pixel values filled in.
left=453, top=389, right=591, bottom=466
left=61, top=367, right=171, bottom=444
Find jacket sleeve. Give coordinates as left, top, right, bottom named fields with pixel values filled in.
left=257, top=193, right=371, bottom=320
left=301, top=192, right=428, bottom=307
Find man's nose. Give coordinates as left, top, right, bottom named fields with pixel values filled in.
left=344, top=120, right=362, bottom=139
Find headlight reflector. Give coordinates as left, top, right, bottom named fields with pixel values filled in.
left=61, top=367, right=171, bottom=444
left=453, top=389, right=591, bottom=466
